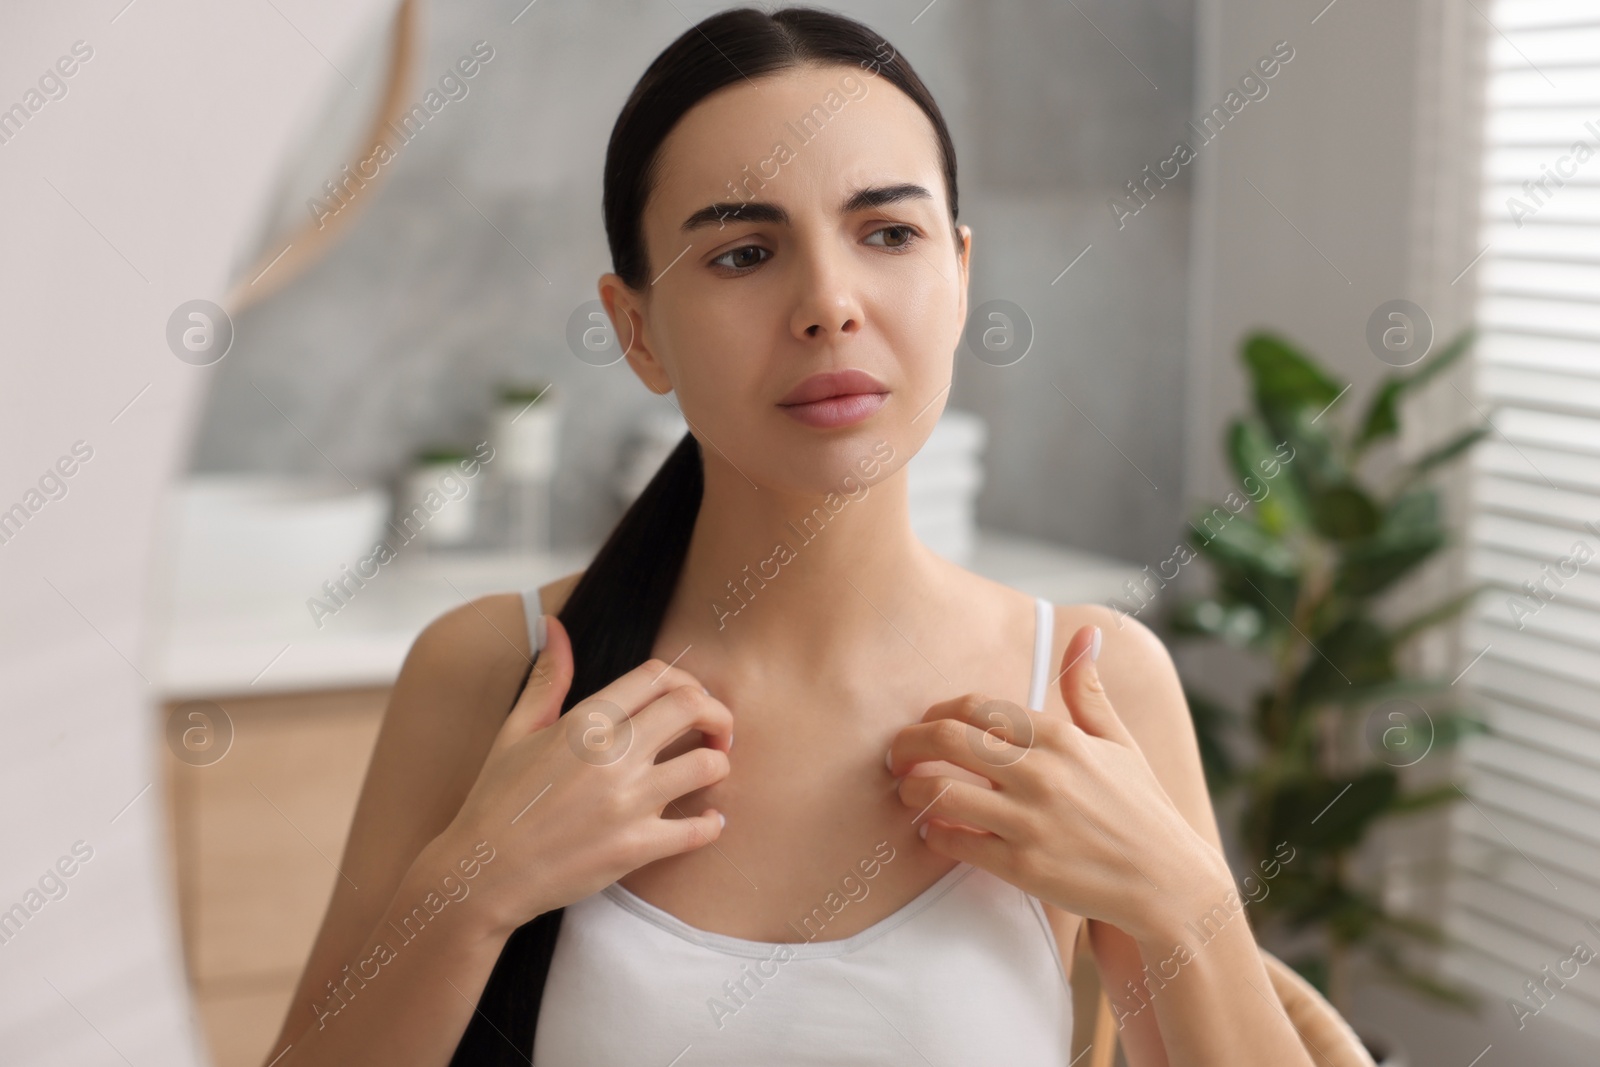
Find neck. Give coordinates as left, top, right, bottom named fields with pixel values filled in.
left=659, top=444, right=952, bottom=680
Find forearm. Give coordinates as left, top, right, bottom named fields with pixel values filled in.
left=268, top=839, right=518, bottom=1067
left=1123, top=889, right=1315, bottom=1067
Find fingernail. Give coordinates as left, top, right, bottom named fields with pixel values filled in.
left=534, top=613, right=548, bottom=654
left=1090, top=625, right=1102, bottom=663
left=918, top=822, right=929, bottom=840
left=728, top=731, right=734, bottom=750
left=703, top=685, right=711, bottom=696
left=884, top=750, right=894, bottom=772
left=717, top=812, right=727, bottom=829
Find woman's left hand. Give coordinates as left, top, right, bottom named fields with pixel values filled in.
left=885, top=623, right=1229, bottom=946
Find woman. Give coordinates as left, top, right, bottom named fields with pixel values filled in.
left=268, top=8, right=1314, bottom=1066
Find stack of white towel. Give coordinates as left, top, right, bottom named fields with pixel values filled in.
left=906, top=407, right=987, bottom=565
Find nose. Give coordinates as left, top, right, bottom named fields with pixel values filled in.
left=789, top=240, right=864, bottom=342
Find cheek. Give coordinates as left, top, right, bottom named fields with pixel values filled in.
left=657, top=301, right=760, bottom=393
left=878, top=300, right=957, bottom=426
left=875, top=265, right=961, bottom=363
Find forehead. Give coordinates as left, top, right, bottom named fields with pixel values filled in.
left=648, top=63, right=945, bottom=227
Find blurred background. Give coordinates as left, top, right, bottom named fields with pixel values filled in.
left=2, top=1, right=1595, bottom=1064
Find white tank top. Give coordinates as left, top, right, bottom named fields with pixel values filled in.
left=524, top=593, right=1072, bottom=1065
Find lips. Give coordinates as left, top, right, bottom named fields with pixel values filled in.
left=777, top=369, right=889, bottom=406
left=776, top=369, right=889, bottom=429
left=784, top=392, right=886, bottom=428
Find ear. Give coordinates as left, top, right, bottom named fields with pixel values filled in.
left=598, top=273, right=671, bottom=395
left=955, top=224, right=972, bottom=323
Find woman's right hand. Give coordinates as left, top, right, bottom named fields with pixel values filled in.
left=435, top=613, right=733, bottom=939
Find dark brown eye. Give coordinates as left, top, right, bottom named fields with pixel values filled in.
left=867, top=225, right=919, bottom=250
left=712, top=245, right=770, bottom=271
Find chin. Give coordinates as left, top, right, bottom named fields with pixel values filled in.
left=755, top=425, right=901, bottom=495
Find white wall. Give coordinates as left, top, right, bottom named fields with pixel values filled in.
left=0, top=1, right=396, bottom=1061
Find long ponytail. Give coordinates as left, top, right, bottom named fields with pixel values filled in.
left=450, top=5, right=958, bottom=1061
left=449, top=432, right=701, bottom=1063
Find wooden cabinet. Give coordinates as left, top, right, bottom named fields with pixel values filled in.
left=162, top=687, right=389, bottom=1067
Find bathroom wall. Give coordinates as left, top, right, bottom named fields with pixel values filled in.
left=955, top=0, right=1194, bottom=564
left=188, top=0, right=1196, bottom=568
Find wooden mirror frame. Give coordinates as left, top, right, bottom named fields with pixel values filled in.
left=223, top=0, right=422, bottom=315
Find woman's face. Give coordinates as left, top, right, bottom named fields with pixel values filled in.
left=602, top=62, right=971, bottom=495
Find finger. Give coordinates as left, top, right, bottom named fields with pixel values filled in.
left=888, top=711, right=1027, bottom=781
left=1057, top=624, right=1128, bottom=743
left=503, top=613, right=574, bottom=741
left=599, top=657, right=714, bottom=724
left=641, top=807, right=726, bottom=860
left=899, top=774, right=1020, bottom=839
left=920, top=819, right=1011, bottom=873
left=649, top=743, right=731, bottom=803
left=633, top=684, right=734, bottom=759
left=921, top=692, right=1038, bottom=755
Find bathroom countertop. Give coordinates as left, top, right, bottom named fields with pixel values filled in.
left=153, top=530, right=1146, bottom=701
left=153, top=546, right=597, bottom=701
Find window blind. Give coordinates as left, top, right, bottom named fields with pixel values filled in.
left=1445, top=0, right=1600, bottom=1037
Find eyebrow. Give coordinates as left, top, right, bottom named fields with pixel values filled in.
left=679, top=182, right=935, bottom=233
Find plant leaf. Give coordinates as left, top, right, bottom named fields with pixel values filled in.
left=1352, top=330, right=1477, bottom=461
left=1227, top=418, right=1311, bottom=534
left=1405, top=324, right=1478, bottom=391
left=1366, top=707, right=1489, bottom=765
left=1268, top=769, right=1399, bottom=852
left=1335, top=488, right=1446, bottom=597
left=1409, top=424, right=1492, bottom=478
left=1355, top=377, right=1405, bottom=453
left=1392, top=583, right=1493, bottom=643
left=1309, top=484, right=1382, bottom=542
left=1339, top=535, right=1446, bottom=597
left=1216, top=567, right=1301, bottom=636
left=1390, top=781, right=1467, bottom=815
left=1186, top=507, right=1300, bottom=578
left=1240, top=335, right=1350, bottom=496
left=1292, top=617, right=1396, bottom=708
left=1430, top=710, right=1492, bottom=749
left=1168, top=598, right=1268, bottom=649
left=1242, top=332, right=1345, bottom=413
left=1316, top=676, right=1458, bottom=708
left=1369, top=942, right=1484, bottom=1011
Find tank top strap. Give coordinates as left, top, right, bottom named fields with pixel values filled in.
left=521, top=589, right=546, bottom=662
left=1027, top=596, right=1053, bottom=711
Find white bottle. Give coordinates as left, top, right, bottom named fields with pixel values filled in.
left=490, top=383, right=563, bottom=551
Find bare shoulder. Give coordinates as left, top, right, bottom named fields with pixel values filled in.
left=410, top=592, right=533, bottom=681
left=269, top=582, right=573, bottom=1051
left=353, top=591, right=537, bottom=836
left=391, top=563, right=585, bottom=753
left=414, top=566, right=583, bottom=669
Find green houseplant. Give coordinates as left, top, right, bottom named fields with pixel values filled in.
left=1165, top=327, right=1493, bottom=1026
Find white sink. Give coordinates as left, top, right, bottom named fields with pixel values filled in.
left=166, top=475, right=391, bottom=611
